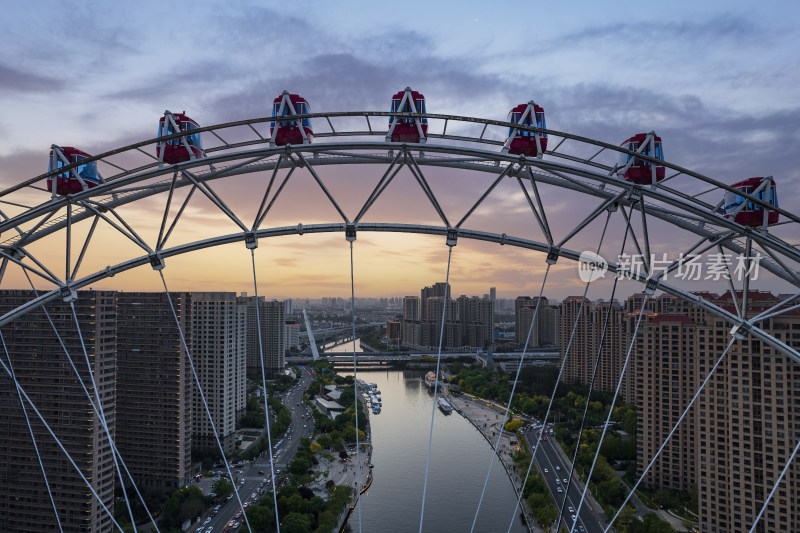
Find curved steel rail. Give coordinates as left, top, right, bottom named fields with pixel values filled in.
left=0, top=114, right=796, bottom=366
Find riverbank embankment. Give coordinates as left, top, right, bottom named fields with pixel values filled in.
left=445, top=392, right=540, bottom=533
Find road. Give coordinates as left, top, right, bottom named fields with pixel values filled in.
left=522, top=428, right=605, bottom=533
left=195, top=370, right=316, bottom=533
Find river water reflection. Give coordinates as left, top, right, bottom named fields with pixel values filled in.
left=341, top=368, right=527, bottom=533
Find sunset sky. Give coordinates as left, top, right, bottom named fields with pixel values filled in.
left=0, top=1, right=797, bottom=301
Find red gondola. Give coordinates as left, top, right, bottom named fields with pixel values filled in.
left=156, top=111, right=205, bottom=164
left=616, top=132, right=665, bottom=185
left=47, top=146, right=100, bottom=196
left=723, top=177, right=779, bottom=227
left=271, top=91, right=312, bottom=146
left=386, top=87, right=427, bottom=143
left=504, top=101, right=547, bottom=157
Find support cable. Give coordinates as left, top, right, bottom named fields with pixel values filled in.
left=573, top=293, right=651, bottom=528
left=418, top=245, right=453, bottom=533
left=506, top=211, right=613, bottom=533
left=21, top=271, right=160, bottom=531
left=349, top=240, right=363, bottom=533
left=158, top=270, right=254, bottom=533
left=69, top=301, right=138, bottom=530
left=554, top=205, right=634, bottom=531
left=249, top=249, right=282, bottom=532
left=0, top=340, right=124, bottom=532
left=749, top=433, right=800, bottom=533
left=604, top=336, right=738, bottom=532
left=0, top=330, right=63, bottom=532
left=472, top=262, right=551, bottom=533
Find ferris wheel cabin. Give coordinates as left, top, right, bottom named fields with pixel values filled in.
left=47, top=146, right=100, bottom=195
left=723, top=177, right=779, bottom=227
left=505, top=101, right=547, bottom=157
left=617, top=133, right=665, bottom=185
left=156, top=111, right=205, bottom=165
left=387, top=87, right=428, bottom=143
left=271, top=92, right=312, bottom=146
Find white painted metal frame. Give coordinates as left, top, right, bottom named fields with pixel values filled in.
left=0, top=110, right=797, bottom=532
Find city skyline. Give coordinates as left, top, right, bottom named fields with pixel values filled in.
left=0, top=3, right=797, bottom=532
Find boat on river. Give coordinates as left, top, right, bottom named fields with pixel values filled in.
left=437, top=397, right=453, bottom=414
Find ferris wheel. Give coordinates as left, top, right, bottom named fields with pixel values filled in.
left=0, top=86, right=797, bottom=533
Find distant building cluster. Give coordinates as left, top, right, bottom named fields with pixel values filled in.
left=0, top=290, right=287, bottom=532
left=399, top=282, right=495, bottom=349
left=555, top=290, right=800, bottom=532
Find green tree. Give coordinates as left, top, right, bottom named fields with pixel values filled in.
left=212, top=476, right=233, bottom=500
left=504, top=419, right=524, bottom=432
left=628, top=513, right=676, bottom=533
left=282, top=512, right=312, bottom=533
left=245, top=505, right=274, bottom=532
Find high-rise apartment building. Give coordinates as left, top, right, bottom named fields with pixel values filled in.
left=240, top=295, right=285, bottom=378
left=386, top=319, right=401, bottom=342
left=402, top=296, right=422, bottom=346
left=285, top=321, right=300, bottom=351
left=634, top=314, right=698, bottom=493
left=0, top=290, right=117, bottom=533
left=421, top=282, right=450, bottom=319
left=516, top=296, right=559, bottom=348
left=591, top=300, right=625, bottom=396
left=425, top=296, right=459, bottom=348
left=190, top=292, right=246, bottom=454
left=558, top=296, right=594, bottom=385
left=115, top=292, right=193, bottom=489
left=695, top=291, right=800, bottom=532
left=457, top=295, right=494, bottom=348
left=628, top=290, right=800, bottom=532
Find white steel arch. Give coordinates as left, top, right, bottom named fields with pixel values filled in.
left=0, top=109, right=797, bottom=532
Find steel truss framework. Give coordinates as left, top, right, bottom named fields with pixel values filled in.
left=0, top=109, right=798, bottom=531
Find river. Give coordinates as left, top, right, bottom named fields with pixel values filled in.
left=342, top=365, right=528, bottom=533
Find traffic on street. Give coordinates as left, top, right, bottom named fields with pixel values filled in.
left=193, top=370, right=316, bottom=533
left=521, top=425, right=604, bottom=533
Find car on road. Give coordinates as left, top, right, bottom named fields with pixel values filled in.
left=557, top=487, right=563, bottom=493
left=555, top=466, right=561, bottom=471
left=544, top=468, right=548, bottom=473
left=568, top=506, right=574, bottom=513
left=571, top=514, right=577, bottom=522
left=563, top=478, right=568, bottom=484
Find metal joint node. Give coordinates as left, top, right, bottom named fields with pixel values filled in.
left=244, top=232, right=258, bottom=249
left=297, top=223, right=304, bottom=235
left=730, top=323, right=750, bottom=340
left=446, top=228, right=458, bottom=247
left=345, top=224, right=357, bottom=243
left=5, top=248, right=24, bottom=261
left=645, top=278, right=658, bottom=295
left=149, top=254, right=165, bottom=271
left=60, top=286, right=77, bottom=303
left=500, top=233, right=508, bottom=245
left=627, top=186, right=642, bottom=202
left=105, top=265, right=115, bottom=278
left=546, top=247, right=560, bottom=265
left=607, top=201, right=619, bottom=213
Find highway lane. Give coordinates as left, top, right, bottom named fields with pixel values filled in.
left=522, top=428, right=604, bottom=533
left=200, top=370, right=316, bottom=533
